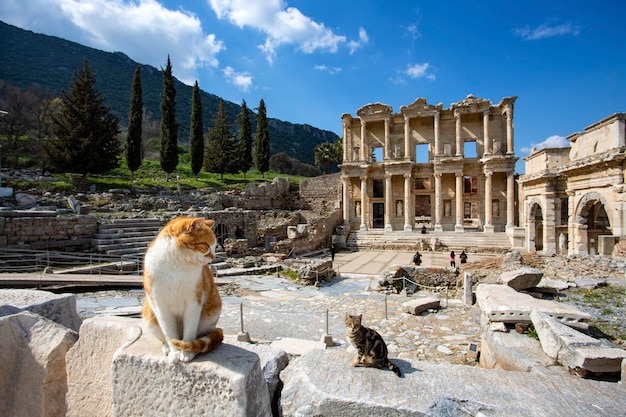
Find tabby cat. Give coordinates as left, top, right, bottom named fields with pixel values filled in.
left=345, top=313, right=402, bottom=377
left=142, top=216, right=223, bottom=363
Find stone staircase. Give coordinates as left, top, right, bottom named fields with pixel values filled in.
left=91, top=218, right=164, bottom=259
left=347, top=229, right=512, bottom=252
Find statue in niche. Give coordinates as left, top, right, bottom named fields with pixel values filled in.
left=444, top=201, right=451, bottom=217
left=396, top=200, right=403, bottom=216
left=355, top=201, right=361, bottom=217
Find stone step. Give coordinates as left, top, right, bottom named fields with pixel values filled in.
left=91, top=235, right=155, bottom=246
left=93, top=230, right=160, bottom=239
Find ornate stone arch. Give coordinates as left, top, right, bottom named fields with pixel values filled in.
left=574, top=191, right=611, bottom=228
left=526, top=197, right=544, bottom=223
left=572, top=191, right=612, bottom=255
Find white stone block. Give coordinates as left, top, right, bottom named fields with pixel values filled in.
left=112, top=333, right=272, bottom=417
left=0, top=311, right=77, bottom=417
left=280, top=349, right=626, bottom=416
left=402, top=297, right=440, bottom=315
left=530, top=310, right=626, bottom=374
left=500, top=267, right=543, bottom=291
left=476, top=284, right=590, bottom=329
left=66, top=316, right=142, bottom=417
left=0, top=288, right=82, bottom=332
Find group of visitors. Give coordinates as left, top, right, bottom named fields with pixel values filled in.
left=412, top=249, right=467, bottom=267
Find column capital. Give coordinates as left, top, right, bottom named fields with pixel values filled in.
left=455, top=172, right=464, bottom=178
left=434, top=112, right=440, bottom=121
left=484, top=170, right=493, bottom=178
left=434, top=172, right=443, bottom=179
left=384, top=172, right=392, bottom=180
left=359, top=175, right=368, bottom=182
left=454, top=109, right=461, bottom=119
left=403, top=172, right=412, bottom=180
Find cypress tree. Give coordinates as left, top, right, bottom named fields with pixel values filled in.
left=127, top=65, right=143, bottom=182
left=159, top=55, right=178, bottom=181
left=44, top=57, right=120, bottom=175
left=204, top=98, right=237, bottom=180
left=189, top=81, right=204, bottom=179
left=254, top=99, right=270, bottom=178
left=236, top=99, right=253, bottom=179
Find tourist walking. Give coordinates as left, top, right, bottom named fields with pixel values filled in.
left=460, top=250, right=468, bottom=264
left=449, top=251, right=456, bottom=268
left=412, top=251, right=422, bottom=266
left=330, top=243, right=336, bottom=262
left=421, top=225, right=427, bottom=234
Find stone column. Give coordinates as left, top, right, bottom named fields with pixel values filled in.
left=360, top=176, right=367, bottom=230
left=484, top=171, right=494, bottom=233
left=403, top=173, right=412, bottom=231
left=434, top=112, right=441, bottom=156
left=384, top=118, right=390, bottom=160
left=506, top=171, right=515, bottom=232
left=434, top=173, right=443, bottom=232
left=342, top=122, right=349, bottom=161
left=384, top=172, right=392, bottom=232
left=404, top=115, right=411, bottom=160
left=360, top=120, right=366, bottom=160
left=505, top=105, right=514, bottom=154
left=483, top=111, right=491, bottom=156
left=342, top=175, right=350, bottom=226
left=455, top=173, right=464, bottom=232
left=455, top=110, right=463, bottom=157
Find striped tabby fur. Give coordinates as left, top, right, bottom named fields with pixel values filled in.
left=345, top=313, right=402, bottom=377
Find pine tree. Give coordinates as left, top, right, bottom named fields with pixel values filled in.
left=189, top=81, right=204, bottom=179
left=159, top=56, right=178, bottom=181
left=127, top=65, right=143, bottom=182
left=254, top=99, right=270, bottom=178
left=236, top=99, right=253, bottom=179
left=44, top=57, right=120, bottom=175
left=204, top=98, right=237, bottom=179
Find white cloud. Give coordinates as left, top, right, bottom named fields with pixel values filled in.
left=513, top=22, right=580, bottom=41
left=347, top=27, right=369, bottom=54
left=1, top=0, right=224, bottom=85
left=314, top=65, right=342, bottom=75
left=405, top=63, right=435, bottom=80
left=208, top=0, right=353, bottom=63
left=223, top=66, right=253, bottom=91
left=521, top=135, right=570, bottom=155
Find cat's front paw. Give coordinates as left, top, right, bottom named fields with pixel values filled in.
left=179, top=350, right=196, bottom=362
left=167, top=347, right=196, bottom=364
left=351, top=358, right=360, bottom=367
left=162, top=343, right=170, bottom=356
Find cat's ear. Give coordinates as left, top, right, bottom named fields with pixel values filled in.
left=205, top=219, right=215, bottom=229
left=187, top=218, right=205, bottom=233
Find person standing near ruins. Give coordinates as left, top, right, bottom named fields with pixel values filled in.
left=330, top=243, right=336, bottom=262
left=412, top=251, right=422, bottom=266
left=460, top=250, right=468, bottom=264
left=449, top=251, right=456, bottom=268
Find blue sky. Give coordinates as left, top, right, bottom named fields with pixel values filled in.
left=2, top=0, right=625, bottom=173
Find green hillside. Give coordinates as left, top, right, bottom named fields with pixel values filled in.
left=0, top=21, right=340, bottom=165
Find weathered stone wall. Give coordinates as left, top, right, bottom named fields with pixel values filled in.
left=0, top=212, right=97, bottom=248
left=239, top=177, right=296, bottom=210
left=187, top=210, right=259, bottom=248
left=298, top=173, right=342, bottom=213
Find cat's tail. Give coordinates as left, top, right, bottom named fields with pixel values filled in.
left=387, top=360, right=402, bottom=377
left=171, top=328, right=224, bottom=354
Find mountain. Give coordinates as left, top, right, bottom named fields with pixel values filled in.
left=0, top=21, right=340, bottom=165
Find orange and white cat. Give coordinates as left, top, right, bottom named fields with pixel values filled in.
left=142, top=216, right=223, bottom=363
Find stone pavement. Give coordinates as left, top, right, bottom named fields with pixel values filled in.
left=76, top=250, right=498, bottom=365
